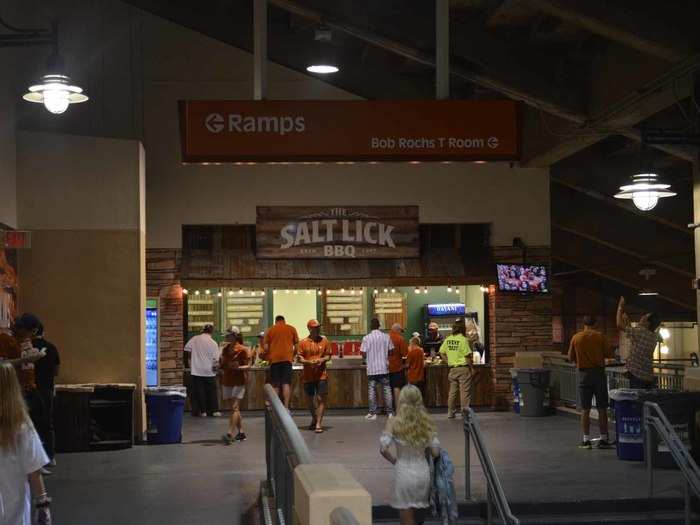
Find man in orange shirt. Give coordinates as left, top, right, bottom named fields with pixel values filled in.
left=406, top=336, right=426, bottom=398
left=388, top=323, right=408, bottom=411
left=568, top=315, right=614, bottom=449
left=297, top=319, right=331, bottom=433
left=263, top=315, right=299, bottom=408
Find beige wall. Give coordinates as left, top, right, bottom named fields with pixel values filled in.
left=2, top=5, right=550, bottom=250
left=17, top=230, right=142, bottom=383
left=16, top=131, right=146, bottom=434
left=16, top=131, right=143, bottom=230
left=140, top=15, right=550, bottom=249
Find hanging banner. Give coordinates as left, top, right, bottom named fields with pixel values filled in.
left=179, top=100, right=519, bottom=162
left=256, top=206, right=419, bottom=259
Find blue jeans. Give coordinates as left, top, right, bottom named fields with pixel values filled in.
left=368, top=374, right=393, bottom=415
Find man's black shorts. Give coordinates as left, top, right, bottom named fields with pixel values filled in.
left=269, top=361, right=293, bottom=385
left=389, top=370, right=406, bottom=389
left=578, top=367, right=608, bottom=410
left=303, top=380, right=328, bottom=397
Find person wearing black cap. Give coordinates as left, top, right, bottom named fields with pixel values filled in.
left=1, top=314, right=50, bottom=469
left=33, top=322, right=61, bottom=465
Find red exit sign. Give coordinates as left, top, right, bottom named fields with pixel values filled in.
left=2, top=230, right=31, bottom=249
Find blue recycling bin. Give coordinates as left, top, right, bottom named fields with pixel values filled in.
left=610, top=389, right=643, bottom=461
left=510, top=369, right=520, bottom=414
left=145, top=388, right=186, bottom=445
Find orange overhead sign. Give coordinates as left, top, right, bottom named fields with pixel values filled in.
left=179, top=100, right=519, bottom=162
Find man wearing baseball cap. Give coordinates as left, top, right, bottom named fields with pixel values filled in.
left=297, top=319, right=331, bottom=433
left=423, top=322, right=445, bottom=358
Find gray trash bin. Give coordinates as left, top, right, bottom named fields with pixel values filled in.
left=517, top=368, right=551, bottom=417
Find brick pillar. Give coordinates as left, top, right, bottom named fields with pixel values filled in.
left=490, top=289, right=553, bottom=410
left=146, top=249, right=184, bottom=386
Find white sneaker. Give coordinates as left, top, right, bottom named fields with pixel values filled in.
left=212, top=412, right=222, bottom=417
left=365, top=413, right=377, bottom=420
left=388, top=413, right=394, bottom=419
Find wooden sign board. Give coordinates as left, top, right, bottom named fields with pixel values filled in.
left=256, top=206, right=419, bottom=259
left=179, top=100, right=519, bottom=162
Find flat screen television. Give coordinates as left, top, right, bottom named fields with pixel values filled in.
left=496, top=264, right=549, bottom=293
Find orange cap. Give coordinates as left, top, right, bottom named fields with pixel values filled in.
left=307, top=319, right=320, bottom=328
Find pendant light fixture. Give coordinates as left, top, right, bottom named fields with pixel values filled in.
left=306, top=27, right=339, bottom=74
left=23, top=52, right=89, bottom=114
left=0, top=17, right=89, bottom=115
left=614, top=173, right=675, bottom=211
left=637, top=268, right=658, bottom=297
left=614, top=143, right=675, bottom=211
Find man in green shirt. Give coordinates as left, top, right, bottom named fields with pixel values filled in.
left=440, top=321, right=473, bottom=418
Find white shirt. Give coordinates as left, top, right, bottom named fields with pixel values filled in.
left=184, top=333, right=220, bottom=377
left=0, top=423, right=48, bottom=525
left=360, top=329, right=394, bottom=376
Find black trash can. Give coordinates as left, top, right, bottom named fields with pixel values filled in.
left=517, top=368, right=551, bottom=417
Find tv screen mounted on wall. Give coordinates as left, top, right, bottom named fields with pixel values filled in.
left=497, top=264, right=549, bottom=293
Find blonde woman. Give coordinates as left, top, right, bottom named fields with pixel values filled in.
left=0, top=362, right=52, bottom=524
left=380, top=384, right=440, bottom=525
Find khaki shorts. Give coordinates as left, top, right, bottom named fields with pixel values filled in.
left=222, top=385, right=246, bottom=400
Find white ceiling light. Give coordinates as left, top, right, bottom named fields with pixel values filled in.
left=307, top=28, right=339, bottom=75
left=23, top=53, right=88, bottom=114
left=638, top=289, right=659, bottom=297
left=614, top=173, right=675, bottom=211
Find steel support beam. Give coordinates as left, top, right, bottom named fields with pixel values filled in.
left=551, top=178, right=692, bottom=236
left=271, top=0, right=698, bottom=166
left=553, top=223, right=693, bottom=279
left=552, top=228, right=695, bottom=310
left=253, top=0, right=267, bottom=100
left=525, top=55, right=700, bottom=166
left=435, top=0, right=449, bottom=100
left=522, top=0, right=693, bottom=62
left=269, top=0, right=583, bottom=121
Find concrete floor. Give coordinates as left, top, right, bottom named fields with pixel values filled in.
left=46, top=410, right=686, bottom=524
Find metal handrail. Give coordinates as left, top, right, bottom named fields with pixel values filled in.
left=330, top=507, right=361, bottom=525
left=464, top=408, right=520, bottom=525
left=264, top=384, right=312, bottom=525
left=644, top=401, right=700, bottom=525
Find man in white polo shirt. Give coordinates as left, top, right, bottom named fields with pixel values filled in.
left=360, top=317, right=394, bottom=420
left=184, top=324, right=221, bottom=417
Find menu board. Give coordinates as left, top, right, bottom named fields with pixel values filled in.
left=225, top=290, right=265, bottom=335
left=373, top=292, right=407, bottom=330
left=187, top=294, right=217, bottom=331
left=323, top=290, right=365, bottom=336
